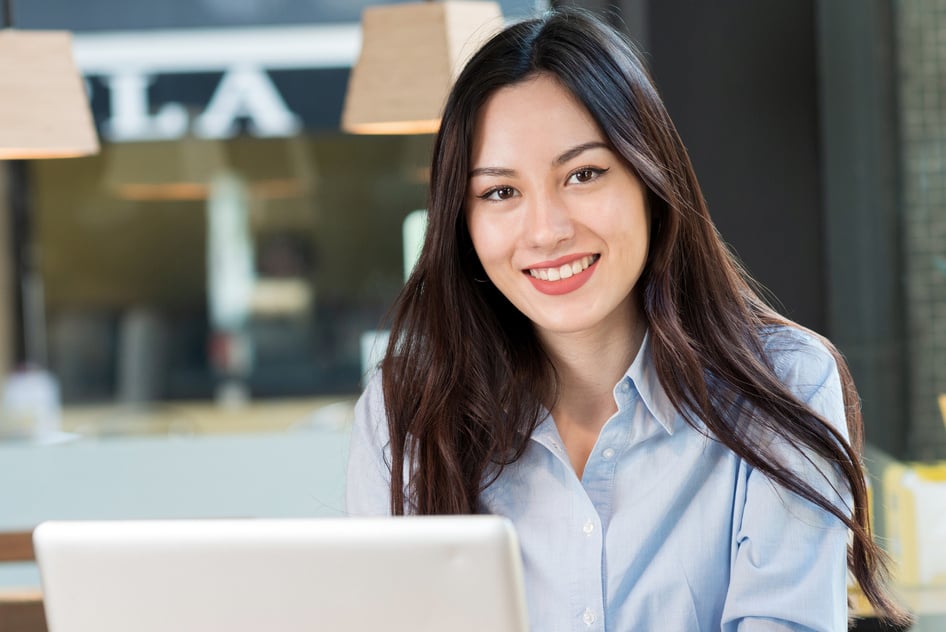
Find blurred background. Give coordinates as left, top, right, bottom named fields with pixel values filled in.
left=0, top=0, right=943, bottom=628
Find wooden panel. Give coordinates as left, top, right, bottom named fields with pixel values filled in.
left=0, top=531, right=34, bottom=563
left=0, top=592, right=47, bottom=632
left=0, top=532, right=46, bottom=631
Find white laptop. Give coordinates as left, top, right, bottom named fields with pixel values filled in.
left=33, top=516, right=529, bottom=632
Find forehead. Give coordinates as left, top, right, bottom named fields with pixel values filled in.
left=470, top=74, right=605, bottom=165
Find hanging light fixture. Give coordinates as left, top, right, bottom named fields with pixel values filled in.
left=0, top=0, right=99, bottom=159
left=342, top=1, right=503, bottom=135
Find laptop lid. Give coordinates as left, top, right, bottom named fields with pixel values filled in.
left=33, top=516, right=529, bottom=632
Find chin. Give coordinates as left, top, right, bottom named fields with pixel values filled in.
left=532, top=316, right=602, bottom=336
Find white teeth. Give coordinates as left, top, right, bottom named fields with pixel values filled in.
left=528, top=255, right=596, bottom=281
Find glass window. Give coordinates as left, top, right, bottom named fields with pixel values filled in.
left=32, top=133, right=433, bottom=405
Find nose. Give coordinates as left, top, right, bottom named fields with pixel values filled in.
left=522, top=189, right=575, bottom=250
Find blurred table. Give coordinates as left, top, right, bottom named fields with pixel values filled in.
left=57, top=396, right=355, bottom=437
left=0, top=399, right=354, bottom=589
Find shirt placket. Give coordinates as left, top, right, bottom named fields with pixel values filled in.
left=531, top=418, right=607, bottom=631
left=579, top=378, right=636, bottom=632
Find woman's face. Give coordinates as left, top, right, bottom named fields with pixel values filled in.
left=466, top=73, right=650, bottom=339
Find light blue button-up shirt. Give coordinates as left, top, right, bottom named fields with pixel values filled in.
left=346, top=327, right=852, bottom=631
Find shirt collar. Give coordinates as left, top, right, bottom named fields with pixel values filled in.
left=622, top=330, right=678, bottom=435
left=531, top=329, right=680, bottom=448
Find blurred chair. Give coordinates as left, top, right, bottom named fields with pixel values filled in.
left=0, top=530, right=47, bottom=632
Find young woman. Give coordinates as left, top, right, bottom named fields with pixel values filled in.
left=346, top=7, right=908, bottom=631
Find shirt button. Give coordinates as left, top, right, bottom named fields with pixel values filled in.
left=619, top=381, right=630, bottom=392
left=582, top=520, right=595, bottom=535
left=601, top=447, right=615, bottom=460
left=582, top=608, right=596, bottom=626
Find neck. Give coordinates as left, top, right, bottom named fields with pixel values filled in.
left=539, top=295, right=647, bottom=423
left=537, top=295, right=646, bottom=479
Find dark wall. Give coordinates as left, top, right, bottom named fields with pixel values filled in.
left=816, top=1, right=906, bottom=458
left=646, top=1, right=825, bottom=332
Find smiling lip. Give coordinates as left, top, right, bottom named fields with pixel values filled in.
left=524, top=254, right=599, bottom=296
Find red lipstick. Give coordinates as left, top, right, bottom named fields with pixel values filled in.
left=524, top=254, right=599, bottom=296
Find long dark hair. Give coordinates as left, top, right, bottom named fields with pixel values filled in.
left=380, top=6, right=908, bottom=624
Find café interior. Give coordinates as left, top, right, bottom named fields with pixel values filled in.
left=0, top=0, right=944, bottom=630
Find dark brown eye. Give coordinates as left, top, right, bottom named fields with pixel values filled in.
left=480, top=185, right=517, bottom=201
left=574, top=169, right=595, bottom=182
left=567, top=167, right=607, bottom=185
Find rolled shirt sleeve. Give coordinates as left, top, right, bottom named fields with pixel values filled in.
left=722, top=334, right=852, bottom=632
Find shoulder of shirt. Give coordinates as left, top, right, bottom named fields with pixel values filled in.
left=758, top=324, right=837, bottom=385
left=756, top=324, right=850, bottom=439
left=354, top=370, right=390, bottom=437
left=362, top=368, right=384, bottom=397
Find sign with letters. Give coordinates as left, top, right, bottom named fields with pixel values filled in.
left=73, top=25, right=360, bottom=141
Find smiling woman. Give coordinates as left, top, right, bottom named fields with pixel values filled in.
left=467, top=75, right=649, bottom=344
left=345, top=6, right=911, bottom=631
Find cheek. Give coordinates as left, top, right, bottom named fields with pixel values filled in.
left=616, top=197, right=650, bottom=254
left=467, top=213, right=510, bottom=268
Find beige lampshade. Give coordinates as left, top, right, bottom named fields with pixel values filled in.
left=104, top=138, right=228, bottom=201
left=0, top=30, right=99, bottom=159
left=342, top=1, right=504, bottom=135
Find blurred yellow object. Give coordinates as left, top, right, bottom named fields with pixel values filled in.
left=883, top=461, right=946, bottom=587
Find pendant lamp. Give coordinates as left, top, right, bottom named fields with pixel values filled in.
left=342, top=1, right=503, bottom=134
left=0, top=0, right=99, bottom=159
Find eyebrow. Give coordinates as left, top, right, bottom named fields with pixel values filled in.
left=468, top=166, right=516, bottom=178
left=468, top=141, right=610, bottom=178
left=553, top=141, right=610, bottom=166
